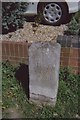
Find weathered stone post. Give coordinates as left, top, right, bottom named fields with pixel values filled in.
left=29, top=41, right=61, bottom=106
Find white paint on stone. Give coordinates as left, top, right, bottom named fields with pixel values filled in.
left=29, top=41, right=61, bottom=106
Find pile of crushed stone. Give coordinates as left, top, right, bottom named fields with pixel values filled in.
left=1, top=21, right=68, bottom=43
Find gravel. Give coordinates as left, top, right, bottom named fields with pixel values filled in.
left=1, top=21, right=68, bottom=43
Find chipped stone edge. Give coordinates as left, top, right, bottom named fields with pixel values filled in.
left=29, top=93, right=57, bottom=106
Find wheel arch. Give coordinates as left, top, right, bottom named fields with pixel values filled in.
left=37, top=0, right=69, bottom=13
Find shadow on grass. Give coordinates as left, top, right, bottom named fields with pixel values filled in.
left=15, top=64, right=29, bottom=100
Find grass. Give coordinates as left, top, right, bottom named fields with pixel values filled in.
left=2, top=61, right=80, bottom=118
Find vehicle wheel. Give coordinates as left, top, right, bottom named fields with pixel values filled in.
left=38, top=2, right=69, bottom=26
left=62, top=14, right=73, bottom=24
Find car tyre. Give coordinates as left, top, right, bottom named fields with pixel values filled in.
left=38, top=2, right=70, bottom=26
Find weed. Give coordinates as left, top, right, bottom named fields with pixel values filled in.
left=2, top=61, right=79, bottom=118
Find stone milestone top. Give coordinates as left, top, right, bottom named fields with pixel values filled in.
left=29, top=41, right=61, bottom=51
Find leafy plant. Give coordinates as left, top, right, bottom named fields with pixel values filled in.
left=66, top=11, right=80, bottom=35
left=2, top=2, right=28, bottom=34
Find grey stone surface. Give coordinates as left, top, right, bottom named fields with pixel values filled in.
left=29, top=41, right=61, bottom=106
